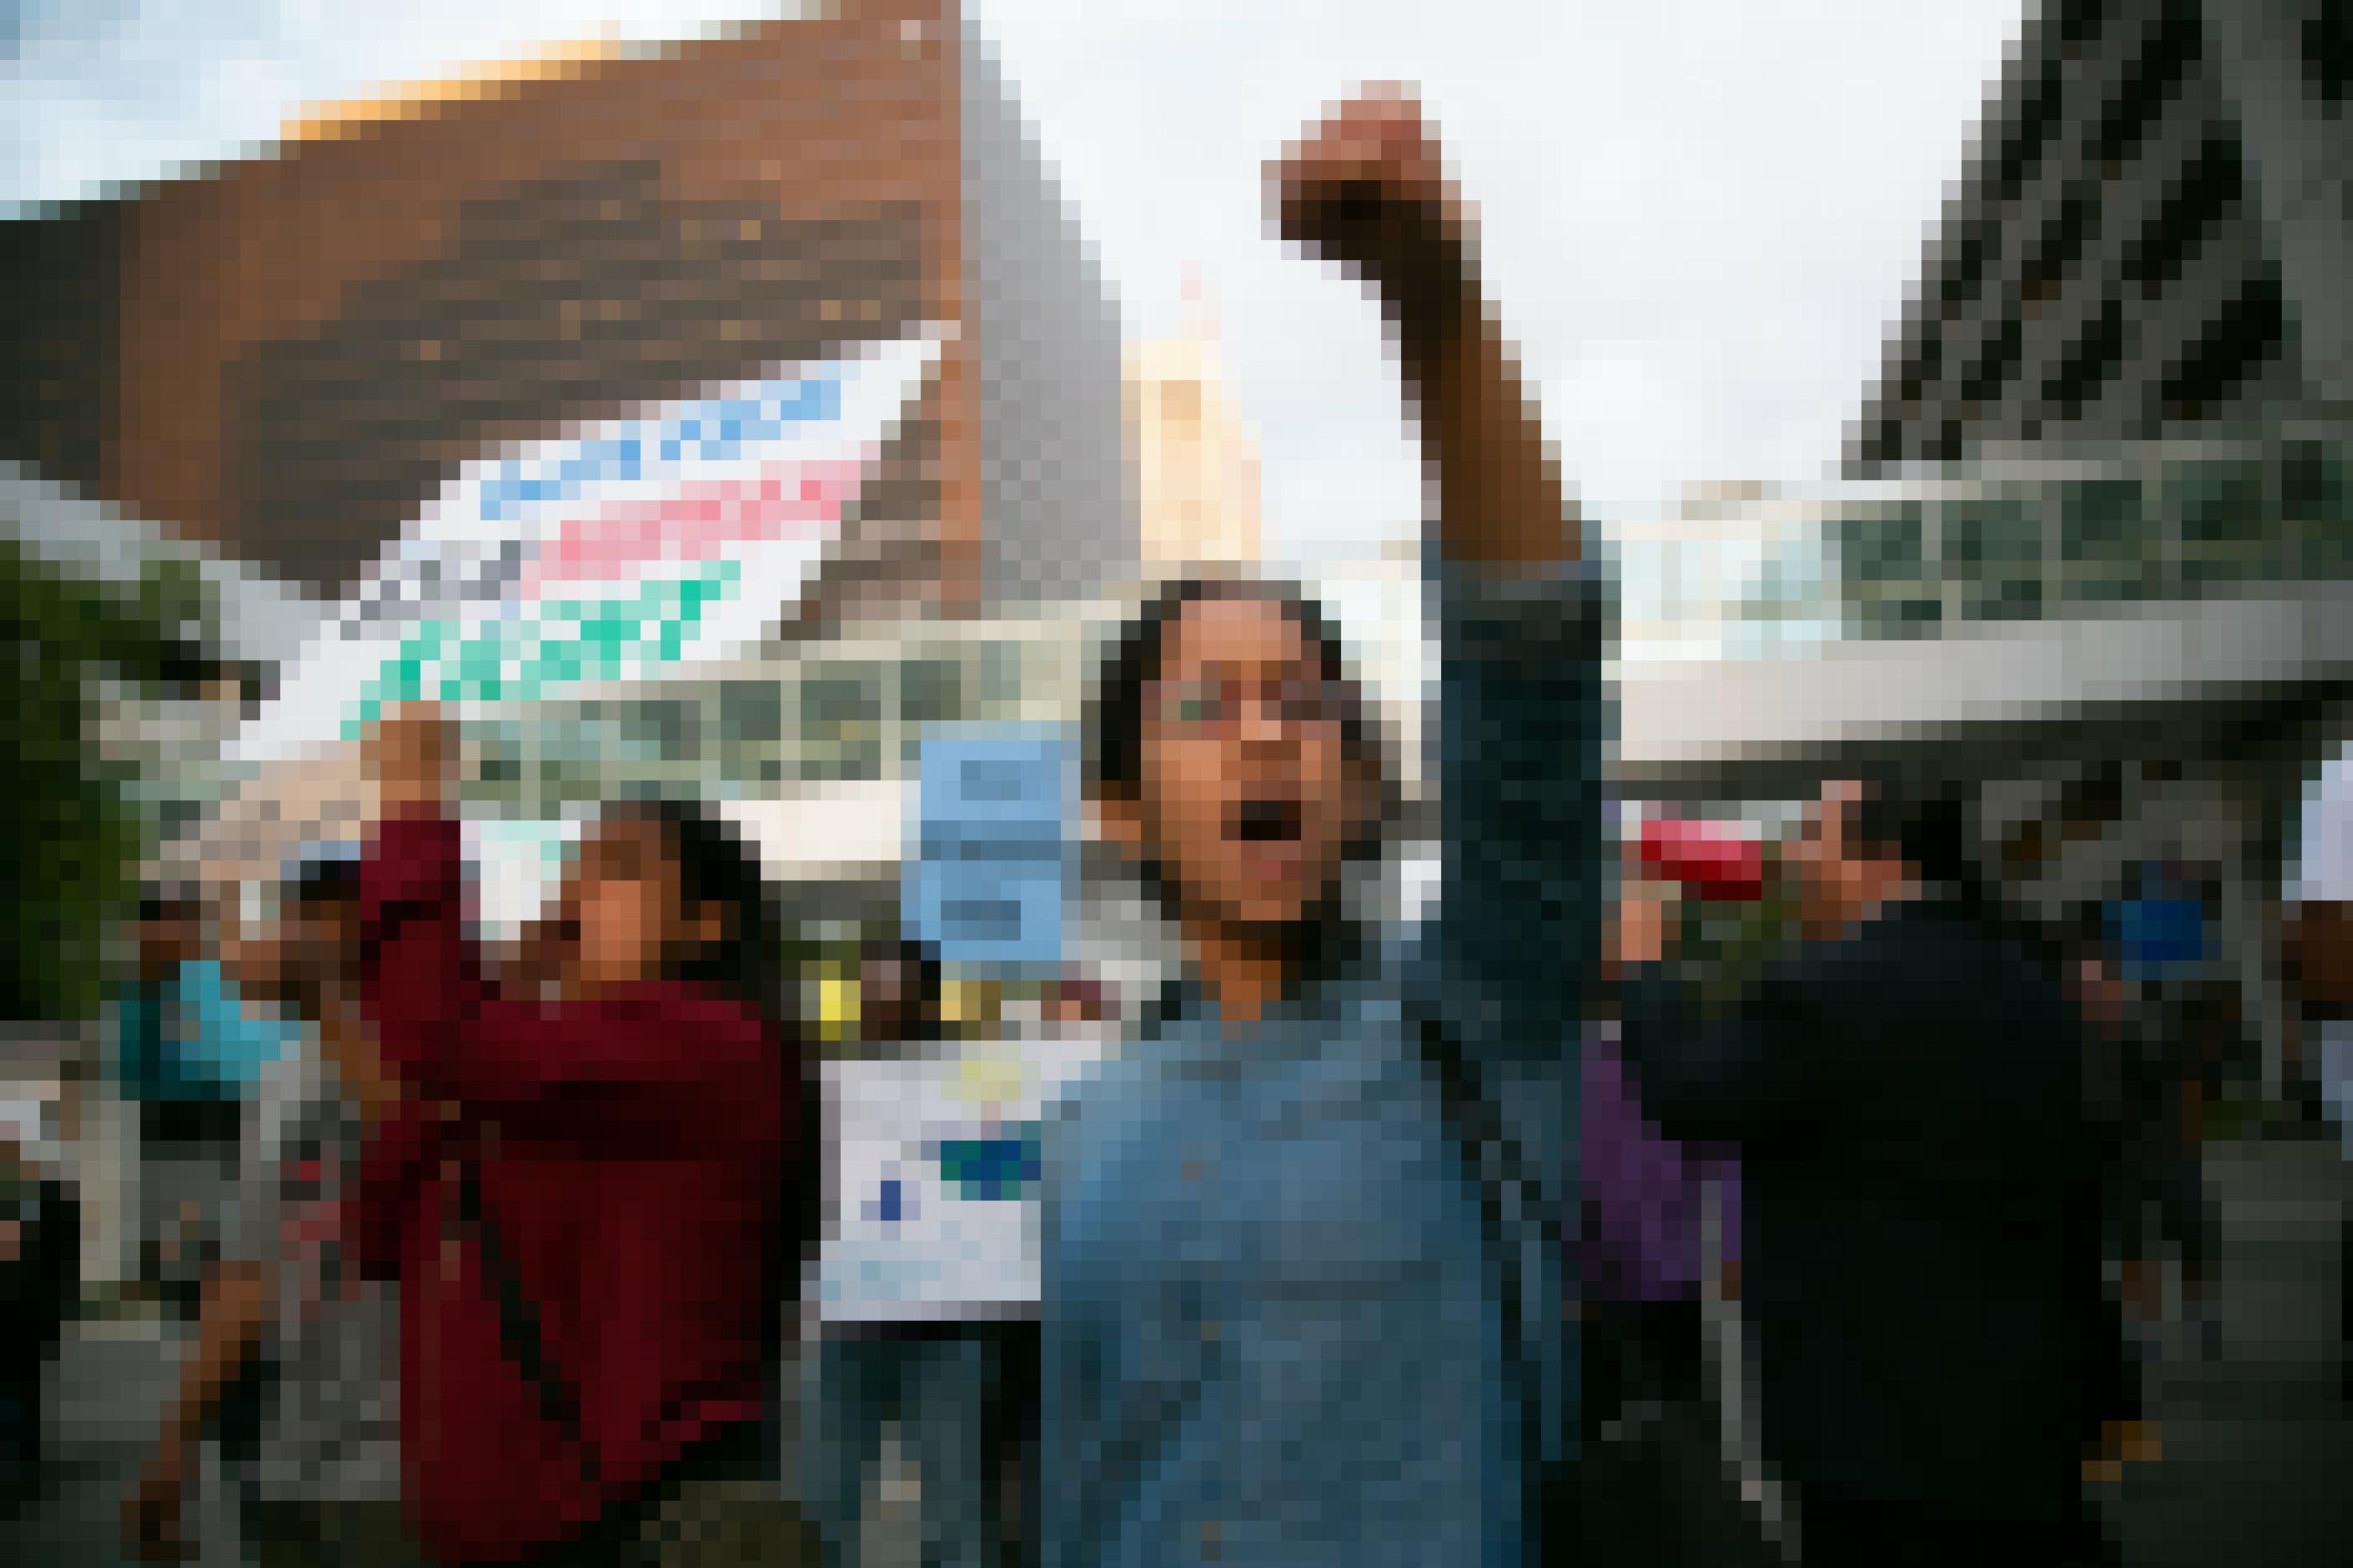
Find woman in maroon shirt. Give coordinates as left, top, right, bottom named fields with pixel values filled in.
left=351, top=705, right=805, bottom=1565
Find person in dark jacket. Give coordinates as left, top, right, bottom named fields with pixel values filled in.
left=2, top=1132, right=78, bottom=1516
left=1615, top=774, right=2114, bottom=1568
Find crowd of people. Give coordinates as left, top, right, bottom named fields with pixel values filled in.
left=0, top=85, right=2339, bottom=1568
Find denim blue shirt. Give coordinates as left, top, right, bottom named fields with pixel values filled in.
left=1041, top=555, right=1602, bottom=1568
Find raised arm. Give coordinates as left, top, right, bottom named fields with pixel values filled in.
left=356, top=699, right=505, bottom=1101
left=1272, top=101, right=1596, bottom=1503
left=1273, top=87, right=1598, bottom=1071
left=358, top=706, right=770, bottom=1137
left=1271, top=84, right=1576, bottom=570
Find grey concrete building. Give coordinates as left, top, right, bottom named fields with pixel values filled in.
left=1849, top=0, right=2353, bottom=471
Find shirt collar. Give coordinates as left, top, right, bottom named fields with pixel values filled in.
left=1149, top=930, right=1381, bottom=1038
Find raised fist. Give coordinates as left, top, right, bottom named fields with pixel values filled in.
left=1268, top=83, right=1472, bottom=300
left=364, top=700, right=452, bottom=818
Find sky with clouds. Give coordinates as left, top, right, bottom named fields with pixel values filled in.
left=6, top=0, right=2029, bottom=565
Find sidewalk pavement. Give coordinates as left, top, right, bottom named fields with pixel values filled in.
left=12, top=1130, right=2347, bottom=1568
left=2097, top=1131, right=2353, bottom=1568
left=3, top=1313, right=247, bottom=1568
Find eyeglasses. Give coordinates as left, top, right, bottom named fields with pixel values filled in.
left=1147, top=676, right=1353, bottom=732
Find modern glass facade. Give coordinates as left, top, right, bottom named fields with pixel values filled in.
left=452, top=608, right=1106, bottom=821
left=1622, top=432, right=2353, bottom=664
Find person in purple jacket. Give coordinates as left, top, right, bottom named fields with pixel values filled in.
left=1579, top=869, right=1771, bottom=1568
left=1588, top=836, right=1745, bottom=1316
left=1584, top=1020, right=1742, bottom=1310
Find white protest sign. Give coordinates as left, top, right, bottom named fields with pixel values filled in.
left=231, top=329, right=945, bottom=766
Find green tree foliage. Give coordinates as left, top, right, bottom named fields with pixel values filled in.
left=0, top=540, right=218, bottom=1022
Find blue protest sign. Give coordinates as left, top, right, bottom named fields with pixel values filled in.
left=2108, top=895, right=2207, bottom=980
left=910, top=731, right=1074, bottom=965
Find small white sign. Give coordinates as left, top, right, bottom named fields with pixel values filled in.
left=817, top=1033, right=1110, bottom=1323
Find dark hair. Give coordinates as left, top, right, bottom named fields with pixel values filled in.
left=1086, top=575, right=1395, bottom=932
left=601, top=798, right=784, bottom=1025
left=138, top=892, right=200, bottom=927
left=1845, top=769, right=1994, bottom=908
left=858, top=936, right=946, bottom=1045
left=2050, top=898, right=2110, bottom=968
left=287, top=855, right=362, bottom=915
left=602, top=800, right=814, bottom=1332
left=1089, top=575, right=1389, bottom=800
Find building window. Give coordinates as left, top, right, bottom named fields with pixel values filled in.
left=719, top=680, right=783, bottom=744
left=2123, top=135, right=2243, bottom=293
left=2087, top=7, right=2198, bottom=171
left=900, top=656, right=964, bottom=728
left=714, top=680, right=783, bottom=788
left=2158, top=271, right=2286, bottom=424
left=2058, top=475, right=2149, bottom=604
left=2047, top=297, right=2128, bottom=419
left=2020, top=190, right=2094, bottom=318
left=1834, top=503, right=1939, bottom=639
left=2283, top=441, right=2353, bottom=579
left=2170, top=455, right=2273, bottom=591
left=1955, top=316, right=2025, bottom=415
left=1944, top=494, right=2044, bottom=622
left=800, top=668, right=885, bottom=782
left=1990, top=53, right=2065, bottom=206
left=623, top=699, right=697, bottom=764
left=978, top=640, right=1025, bottom=713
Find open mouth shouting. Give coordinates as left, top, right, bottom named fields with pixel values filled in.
left=1231, top=796, right=1308, bottom=884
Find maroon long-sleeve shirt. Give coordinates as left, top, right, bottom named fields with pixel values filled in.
left=352, top=810, right=790, bottom=1563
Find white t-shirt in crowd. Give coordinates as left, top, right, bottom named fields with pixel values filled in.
left=234, top=1038, right=402, bottom=1505
left=2292, top=740, right=2353, bottom=1156
left=2292, top=744, right=2353, bottom=904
